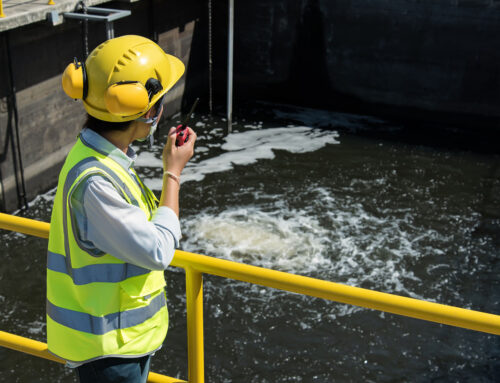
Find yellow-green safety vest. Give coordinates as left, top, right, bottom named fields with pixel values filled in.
left=47, top=136, right=168, bottom=363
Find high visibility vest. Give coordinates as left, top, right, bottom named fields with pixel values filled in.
left=47, top=136, right=168, bottom=363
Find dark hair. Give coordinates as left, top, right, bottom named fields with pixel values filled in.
left=84, top=114, right=132, bottom=134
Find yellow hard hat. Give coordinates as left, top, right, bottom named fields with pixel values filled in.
left=61, top=35, right=185, bottom=122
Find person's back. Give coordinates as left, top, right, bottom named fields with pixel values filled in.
left=47, top=35, right=196, bottom=383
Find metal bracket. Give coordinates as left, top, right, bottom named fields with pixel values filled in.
left=63, top=7, right=131, bottom=40
left=46, top=10, right=62, bottom=26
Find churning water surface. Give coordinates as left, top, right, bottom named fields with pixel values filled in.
left=0, top=104, right=499, bottom=382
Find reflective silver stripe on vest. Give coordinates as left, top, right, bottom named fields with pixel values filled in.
left=62, top=156, right=140, bottom=276
left=47, top=250, right=150, bottom=285
left=46, top=292, right=166, bottom=335
left=80, top=135, right=145, bottom=212
left=64, top=156, right=140, bottom=210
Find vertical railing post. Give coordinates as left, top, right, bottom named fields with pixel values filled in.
left=186, top=268, right=205, bottom=383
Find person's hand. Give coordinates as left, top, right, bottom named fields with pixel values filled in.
left=162, top=126, right=196, bottom=176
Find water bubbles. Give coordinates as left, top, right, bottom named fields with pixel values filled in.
left=181, top=207, right=333, bottom=274
left=137, top=125, right=340, bottom=188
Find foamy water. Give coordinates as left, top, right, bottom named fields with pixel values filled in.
left=2, top=108, right=498, bottom=382
left=18, top=115, right=478, bottom=304
left=138, top=125, right=340, bottom=189
left=182, top=207, right=333, bottom=274
left=179, top=184, right=448, bottom=303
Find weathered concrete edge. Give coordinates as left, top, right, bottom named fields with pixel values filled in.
left=0, top=0, right=118, bottom=32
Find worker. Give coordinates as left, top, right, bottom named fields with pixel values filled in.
left=46, top=35, right=196, bottom=382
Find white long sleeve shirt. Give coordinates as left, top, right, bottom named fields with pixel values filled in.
left=70, top=128, right=181, bottom=270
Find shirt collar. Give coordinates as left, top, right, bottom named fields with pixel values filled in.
left=80, top=128, right=137, bottom=170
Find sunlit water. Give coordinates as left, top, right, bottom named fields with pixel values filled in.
left=0, top=104, right=499, bottom=382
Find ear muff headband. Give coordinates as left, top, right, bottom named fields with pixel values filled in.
left=79, top=60, right=88, bottom=100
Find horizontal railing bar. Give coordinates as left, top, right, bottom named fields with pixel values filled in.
left=147, top=372, right=186, bottom=383
left=171, top=251, right=500, bottom=336
left=0, top=330, right=64, bottom=363
left=0, top=331, right=186, bottom=383
left=1, top=214, right=499, bottom=335
left=0, top=213, right=50, bottom=238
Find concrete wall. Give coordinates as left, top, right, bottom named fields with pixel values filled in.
left=0, top=0, right=207, bottom=212
left=211, top=0, right=500, bottom=123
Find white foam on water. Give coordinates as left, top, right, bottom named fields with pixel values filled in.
left=11, top=186, right=57, bottom=216
left=181, top=182, right=457, bottom=308
left=140, top=125, right=339, bottom=189
left=143, top=177, right=162, bottom=191
left=28, top=186, right=57, bottom=205
left=134, top=150, right=163, bottom=168
left=181, top=207, right=333, bottom=274
left=26, top=320, right=45, bottom=335
left=182, top=126, right=339, bottom=184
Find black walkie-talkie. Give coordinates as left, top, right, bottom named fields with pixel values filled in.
left=175, top=98, right=199, bottom=147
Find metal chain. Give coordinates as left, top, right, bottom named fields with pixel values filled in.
left=76, top=0, right=89, bottom=58
left=208, top=0, right=213, bottom=114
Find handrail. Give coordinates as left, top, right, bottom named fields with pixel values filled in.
left=0, top=330, right=185, bottom=382
left=172, top=250, right=500, bottom=335
left=1, top=212, right=500, bottom=382
left=0, top=213, right=50, bottom=238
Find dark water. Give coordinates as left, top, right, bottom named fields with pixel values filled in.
left=0, top=104, right=499, bottom=382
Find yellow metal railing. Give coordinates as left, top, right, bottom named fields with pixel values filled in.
left=1, top=212, right=500, bottom=382
left=0, top=0, right=55, bottom=18
left=0, top=330, right=183, bottom=382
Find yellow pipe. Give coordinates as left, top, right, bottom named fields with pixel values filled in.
left=0, top=330, right=65, bottom=363
left=147, top=372, right=186, bottom=383
left=48, top=0, right=55, bottom=5
left=186, top=268, right=205, bottom=383
left=0, top=0, right=5, bottom=18
left=172, top=250, right=500, bottom=336
left=0, top=213, right=50, bottom=238
left=0, top=330, right=186, bottom=382
left=1, top=214, right=499, bottom=335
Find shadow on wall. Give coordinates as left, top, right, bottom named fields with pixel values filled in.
left=287, top=0, right=332, bottom=104
left=0, top=0, right=207, bottom=212
left=211, top=0, right=500, bottom=126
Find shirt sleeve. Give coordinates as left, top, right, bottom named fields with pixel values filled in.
left=71, top=175, right=180, bottom=270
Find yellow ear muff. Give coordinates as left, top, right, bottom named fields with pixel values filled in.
left=104, top=81, right=150, bottom=117
left=62, top=61, right=87, bottom=100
